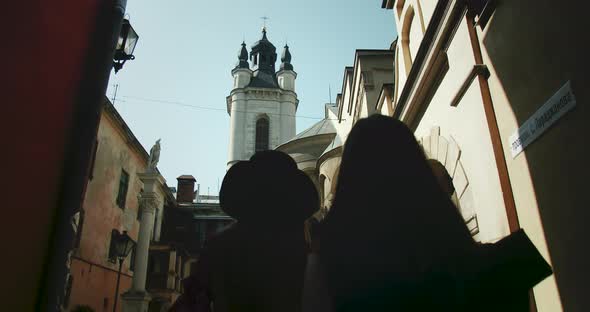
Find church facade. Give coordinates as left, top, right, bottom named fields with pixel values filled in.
left=226, top=28, right=298, bottom=167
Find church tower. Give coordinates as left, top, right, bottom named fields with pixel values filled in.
left=226, top=27, right=298, bottom=168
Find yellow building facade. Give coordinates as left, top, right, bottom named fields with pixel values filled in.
left=380, top=0, right=588, bottom=310
left=279, top=1, right=585, bottom=310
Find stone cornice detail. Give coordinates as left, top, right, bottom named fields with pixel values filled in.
left=227, top=87, right=299, bottom=114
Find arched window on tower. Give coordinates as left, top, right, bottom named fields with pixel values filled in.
left=255, top=116, right=269, bottom=152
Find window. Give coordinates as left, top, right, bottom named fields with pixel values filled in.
left=255, top=117, right=269, bottom=152
left=116, top=169, right=129, bottom=208
left=108, top=229, right=118, bottom=263
left=401, top=6, right=415, bottom=74
left=148, top=255, right=160, bottom=273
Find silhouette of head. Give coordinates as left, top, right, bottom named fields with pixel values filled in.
left=219, top=150, right=318, bottom=227
left=328, top=115, right=469, bottom=231
left=321, top=115, right=474, bottom=293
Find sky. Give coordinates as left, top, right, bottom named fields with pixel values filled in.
left=107, top=0, right=397, bottom=195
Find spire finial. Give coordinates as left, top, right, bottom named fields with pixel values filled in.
left=280, top=44, right=293, bottom=71
left=236, top=41, right=249, bottom=69
left=260, top=16, right=269, bottom=28
left=260, top=16, right=269, bottom=39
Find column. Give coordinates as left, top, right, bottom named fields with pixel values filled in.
left=122, top=172, right=165, bottom=312
left=167, top=249, right=176, bottom=290
left=153, top=207, right=163, bottom=242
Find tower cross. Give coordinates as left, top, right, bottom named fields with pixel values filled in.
left=260, top=16, right=270, bottom=29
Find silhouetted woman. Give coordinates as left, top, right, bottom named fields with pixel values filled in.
left=172, top=150, right=319, bottom=312
left=304, top=115, right=551, bottom=311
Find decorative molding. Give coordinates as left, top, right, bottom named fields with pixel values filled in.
left=393, top=0, right=467, bottom=119
left=437, top=136, right=449, bottom=166
left=423, top=135, right=432, bottom=158
left=453, top=160, right=469, bottom=198
left=430, top=126, right=440, bottom=159
left=138, top=193, right=160, bottom=214
left=422, top=127, right=476, bottom=237
left=445, top=136, right=461, bottom=178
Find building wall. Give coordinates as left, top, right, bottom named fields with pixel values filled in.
left=479, top=1, right=588, bottom=310
left=355, top=55, right=394, bottom=120
left=337, top=70, right=356, bottom=141
left=68, top=258, right=133, bottom=312
left=411, top=20, right=509, bottom=243
left=386, top=0, right=575, bottom=310
left=68, top=104, right=169, bottom=311
left=68, top=111, right=144, bottom=311
left=318, top=156, right=341, bottom=210
left=227, top=88, right=297, bottom=166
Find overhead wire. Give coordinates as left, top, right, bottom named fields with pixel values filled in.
left=115, top=94, right=342, bottom=121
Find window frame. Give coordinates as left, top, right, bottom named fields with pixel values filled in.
left=116, top=169, right=130, bottom=209
left=107, top=229, right=119, bottom=264
left=255, top=116, right=270, bottom=152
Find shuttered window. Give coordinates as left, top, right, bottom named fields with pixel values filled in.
left=116, top=169, right=129, bottom=209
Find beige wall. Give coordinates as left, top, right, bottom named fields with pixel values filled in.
left=410, top=20, right=510, bottom=243
left=479, top=1, right=588, bottom=310
left=318, top=156, right=341, bottom=211
left=388, top=0, right=572, bottom=310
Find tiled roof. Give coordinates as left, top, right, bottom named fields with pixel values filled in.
left=290, top=119, right=336, bottom=142
left=247, top=71, right=279, bottom=88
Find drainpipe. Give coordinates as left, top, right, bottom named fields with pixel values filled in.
left=465, top=13, right=538, bottom=312
left=465, top=14, right=520, bottom=232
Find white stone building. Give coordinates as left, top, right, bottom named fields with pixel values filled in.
left=226, top=28, right=298, bottom=167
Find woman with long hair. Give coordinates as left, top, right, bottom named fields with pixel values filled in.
left=307, top=115, right=551, bottom=311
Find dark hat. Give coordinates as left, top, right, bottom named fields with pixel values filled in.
left=219, top=151, right=319, bottom=223
left=219, top=161, right=254, bottom=220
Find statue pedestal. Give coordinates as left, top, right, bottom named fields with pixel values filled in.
left=121, top=290, right=151, bottom=312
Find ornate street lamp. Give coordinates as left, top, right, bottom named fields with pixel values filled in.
left=113, top=18, right=138, bottom=73
left=111, top=230, right=136, bottom=312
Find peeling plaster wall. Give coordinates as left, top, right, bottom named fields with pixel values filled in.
left=69, top=110, right=166, bottom=312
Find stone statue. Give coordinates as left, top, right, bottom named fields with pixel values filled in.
left=148, top=139, right=161, bottom=171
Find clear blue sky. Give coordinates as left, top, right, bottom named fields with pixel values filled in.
left=107, top=0, right=397, bottom=195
